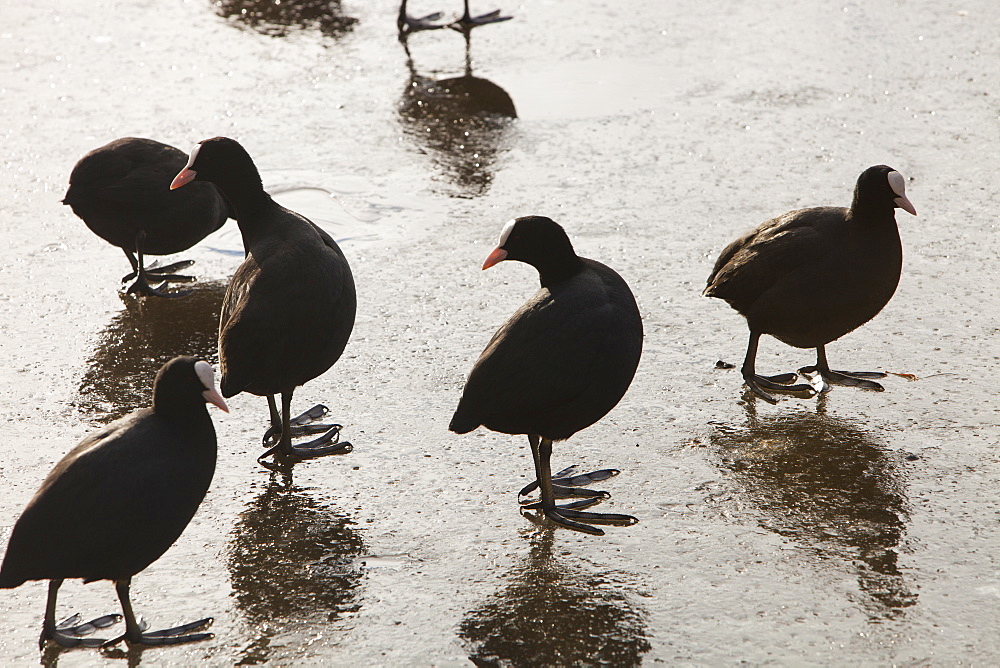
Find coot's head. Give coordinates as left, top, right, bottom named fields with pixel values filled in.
left=482, top=216, right=581, bottom=284
left=153, top=355, right=229, bottom=415
left=169, top=137, right=261, bottom=195
left=854, top=165, right=917, bottom=217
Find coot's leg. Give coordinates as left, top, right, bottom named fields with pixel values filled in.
left=123, top=232, right=192, bottom=298
left=39, top=579, right=122, bottom=649
left=798, top=345, right=886, bottom=392
left=449, top=0, right=512, bottom=32
left=259, top=394, right=351, bottom=463
left=101, top=578, right=212, bottom=647
left=518, top=465, right=619, bottom=502
left=520, top=436, right=638, bottom=536
left=740, top=331, right=816, bottom=403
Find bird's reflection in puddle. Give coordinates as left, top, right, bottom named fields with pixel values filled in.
left=398, top=31, right=517, bottom=197
left=43, top=642, right=146, bottom=668
left=459, top=530, right=650, bottom=666
left=212, top=0, right=358, bottom=39
left=228, top=472, right=364, bottom=664
left=76, top=282, right=226, bottom=423
left=709, top=399, right=917, bottom=619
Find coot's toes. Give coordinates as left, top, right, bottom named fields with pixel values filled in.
left=523, top=504, right=639, bottom=536
left=259, top=426, right=353, bottom=464
left=124, top=275, right=191, bottom=298
left=799, top=366, right=886, bottom=391
left=262, top=406, right=339, bottom=447
left=518, top=466, right=620, bottom=497
left=744, top=374, right=816, bottom=403
left=103, top=617, right=214, bottom=647
left=43, top=613, right=123, bottom=649
left=405, top=11, right=446, bottom=30
left=760, top=372, right=799, bottom=385
left=285, top=430, right=353, bottom=459
left=144, top=259, right=196, bottom=276
left=451, top=9, right=512, bottom=30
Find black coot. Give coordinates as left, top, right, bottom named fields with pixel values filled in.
left=450, top=216, right=643, bottom=535
left=171, top=137, right=356, bottom=464
left=0, top=356, right=228, bottom=649
left=704, top=165, right=917, bottom=403
left=63, top=137, right=232, bottom=297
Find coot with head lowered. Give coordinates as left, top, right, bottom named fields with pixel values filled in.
left=704, top=165, right=917, bottom=403
left=450, top=216, right=643, bottom=535
left=63, top=137, right=232, bottom=297
left=0, top=356, right=228, bottom=649
left=171, top=137, right=356, bottom=464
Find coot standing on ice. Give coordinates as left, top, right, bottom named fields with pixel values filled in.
left=0, top=356, right=228, bottom=649
left=450, top=216, right=643, bottom=535
left=171, top=137, right=356, bottom=464
left=63, top=137, right=232, bottom=297
left=704, top=165, right=917, bottom=403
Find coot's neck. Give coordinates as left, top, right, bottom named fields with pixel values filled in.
left=212, top=172, right=272, bottom=222
left=208, top=168, right=280, bottom=248
left=849, top=189, right=898, bottom=225
left=153, top=394, right=211, bottom=426
left=534, top=253, right=585, bottom=288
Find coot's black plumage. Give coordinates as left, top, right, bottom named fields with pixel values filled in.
left=704, top=165, right=917, bottom=403
left=450, top=216, right=643, bottom=535
left=63, top=137, right=232, bottom=297
left=171, top=137, right=356, bottom=463
left=0, top=356, right=228, bottom=649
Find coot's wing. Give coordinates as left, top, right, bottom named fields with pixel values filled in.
left=218, top=227, right=350, bottom=397
left=453, top=275, right=613, bottom=435
left=705, top=207, right=842, bottom=309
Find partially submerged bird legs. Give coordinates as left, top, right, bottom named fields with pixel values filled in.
left=798, top=345, right=887, bottom=393
left=519, top=435, right=637, bottom=536
left=122, top=231, right=195, bottom=298
left=259, top=394, right=352, bottom=464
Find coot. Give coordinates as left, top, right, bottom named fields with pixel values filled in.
left=0, top=356, right=228, bottom=649
left=704, top=165, right=917, bottom=403
left=450, top=216, right=643, bottom=535
left=63, top=137, right=232, bottom=297
left=171, top=137, right=356, bottom=463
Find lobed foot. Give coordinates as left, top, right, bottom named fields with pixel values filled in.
left=42, top=614, right=122, bottom=649
left=120, top=259, right=195, bottom=283
left=799, top=366, right=886, bottom=392
left=744, top=372, right=817, bottom=404
left=121, top=258, right=197, bottom=298
left=519, top=466, right=619, bottom=502
left=262, top=404, right=334, bottom=446
left=402, top=11, right=446, bottom=33
left=103, top=616, right=214, bottom=648
left=521, top=498, right=639, bottom=536
left=259, top=422, right=353, bottom=465
left=124, top=275, right=191, bottom=298
left=451, top=8, right=512, bottom=30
